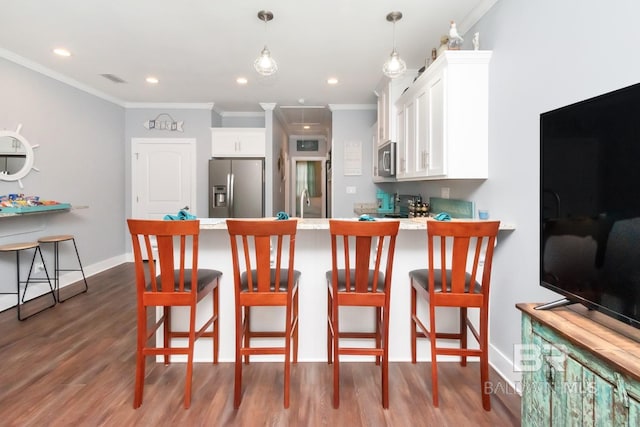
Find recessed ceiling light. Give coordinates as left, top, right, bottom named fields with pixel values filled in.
left=53, top=48, right=71, bottom=57
left=146, top=76, right=159, bottom=84
left=236, top=77, right=248, bottom=85
left=303, top=125, right=311, bottom=130
left=327, top=77, right=339, bottom=85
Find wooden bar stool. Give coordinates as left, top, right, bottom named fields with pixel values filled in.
left=0, top=241, right=56, bottom=320
left=326, top=219, right=400, bottom=409
left=410, top=220, right=500, bottom=410
left=38, top=235, right=88, bottom=302
left=226, top=219, right=300, bottom=409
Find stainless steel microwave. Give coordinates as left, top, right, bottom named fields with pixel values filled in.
left=377, top=141, right=396, bottom=177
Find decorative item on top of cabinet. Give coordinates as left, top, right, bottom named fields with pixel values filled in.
left=447, top=21, right=464, bottom=50
left=211, top=127, right=266, bottom=158
left=473, top=32, right=480, bottom=50
left=395, top=50, right=492, bottom=181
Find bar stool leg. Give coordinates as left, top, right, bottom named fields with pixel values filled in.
left=18, top=246, right=56, bottom=321
left=53, top=238, right=88, bottom=303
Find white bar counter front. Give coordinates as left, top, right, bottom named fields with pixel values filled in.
left=167, top=217, right=509, bottom=363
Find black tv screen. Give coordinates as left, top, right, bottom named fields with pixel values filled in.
left=540, top=82, right=640, bottom=328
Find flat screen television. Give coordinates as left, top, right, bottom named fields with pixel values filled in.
left=540, top=82, right=640, bottom=328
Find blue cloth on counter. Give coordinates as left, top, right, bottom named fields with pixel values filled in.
left=164, top=210, right=197, bottom=221
left=358, top=214, right=376, bottom=221
left=276, top=211, right=290, bottom=220
left=434, top=212, right=451, bottom=221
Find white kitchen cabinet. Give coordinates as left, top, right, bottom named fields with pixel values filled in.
left=376, top=73, right=414, bottom=146
left=395, top=50, right=491, bottom=181
left=396, top=107, right=406, bottom=177
left=211, top=127, right=266, bottom=158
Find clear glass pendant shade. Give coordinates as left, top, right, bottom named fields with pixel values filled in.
left=254, top=46, right=278, bottom=76
left=382, top=49, right=406, bottom=79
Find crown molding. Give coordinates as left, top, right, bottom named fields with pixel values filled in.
left=0, top=47, right=126, bottom=107
left=218, top=111, right=265, bottom=117
left=328, top=104, right=376, bottom=111
left=259, top=102, right=276, bottom=111
left=125, top=102, right=215, bottom=110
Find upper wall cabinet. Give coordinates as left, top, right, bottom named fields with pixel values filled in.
left=395, top=51, right=492, bottom=181
left=211, top=127, right=266, bottom=158
left=376, top=73, right=415, bottom=146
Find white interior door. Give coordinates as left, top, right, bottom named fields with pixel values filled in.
left=132, top=138, right=196, bottom=219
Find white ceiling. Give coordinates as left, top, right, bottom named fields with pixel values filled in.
left=0, top=0, right=496, bottom=137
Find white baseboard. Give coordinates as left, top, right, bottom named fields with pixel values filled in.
left=489, top=342, right=522, bottom=396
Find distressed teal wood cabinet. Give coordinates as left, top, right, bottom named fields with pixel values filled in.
left=518, top=303, right=640, bottom=426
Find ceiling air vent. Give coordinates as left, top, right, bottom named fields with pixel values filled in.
left=100, top=73, right=127, bottom=84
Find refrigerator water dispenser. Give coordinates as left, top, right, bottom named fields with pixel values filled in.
left=214, top=186, right=226, bottom=207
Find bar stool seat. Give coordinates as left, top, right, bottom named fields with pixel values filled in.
left=0, top=241, right=56, bottom=320
left=37, top=234, right=88, bottom=302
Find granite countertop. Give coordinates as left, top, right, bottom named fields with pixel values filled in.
left=198, top=217, right=515, bottom=231
left=199, top=217, right=423, bottom=230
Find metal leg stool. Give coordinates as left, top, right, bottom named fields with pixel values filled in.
left=38, top=235, right=88, bottom=303
left=0, top=242, right=56, bottom=320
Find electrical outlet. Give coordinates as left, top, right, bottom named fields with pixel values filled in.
left=441, top=187, right=450, bottom=199
left=346, top=186, right=356, bottom=194
left=35, top=262, right=45, bottom=273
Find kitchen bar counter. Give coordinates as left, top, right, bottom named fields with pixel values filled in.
left=167, top=217, right=512, bottom=364
left=199, top=217, right=515, bottom=231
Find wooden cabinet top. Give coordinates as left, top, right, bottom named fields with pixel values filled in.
left=517, top=302, right=640, bottom=382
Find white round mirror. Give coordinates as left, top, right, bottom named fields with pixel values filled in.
left=0, top=126, right=37, bottom=188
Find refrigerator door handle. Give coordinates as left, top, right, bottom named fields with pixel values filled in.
left=228, top=173, right=234, bottom=217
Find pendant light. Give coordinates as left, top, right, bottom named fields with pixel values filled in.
left=254, top=10, right=278, bottom=76
left=382, top=11, right=407, bottom=79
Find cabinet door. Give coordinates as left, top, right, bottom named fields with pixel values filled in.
left=377, top=82, right=389, bottom=144
left=414, top=89, right=429, bottom=176
left=629, top=393, right=640, bottom=426
left=404, top=99, right=416, bottom=177
left=521, top=330, right=553, bottom=426
left=427, top=74, right=445, bottom=176
left=395, top=107, right=407, bottom=178
left=211, top=128, right=265, bottom=157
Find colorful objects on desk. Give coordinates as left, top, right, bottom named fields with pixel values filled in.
left=434, top=212, right=451, bottom=221
left=276, top=211, right=290, bottom=220
left=163, top=209, right=197, bottom=221
left=358, top=214, right=376, bottom=221
left=0, top=194, right=63, bottom=209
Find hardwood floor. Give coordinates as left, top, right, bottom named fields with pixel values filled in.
left=0, top=263, right=520, bottom=426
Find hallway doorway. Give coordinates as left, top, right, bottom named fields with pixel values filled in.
left=291, top=158, right=326, bottom=218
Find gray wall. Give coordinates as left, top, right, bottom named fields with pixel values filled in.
left=272, top=114, right=288, bottom=214
left=330, top=107, right=377, bottom=218
left=220, top=114, right=264, bottom=128
left=0, top=57, right=125, bottom=299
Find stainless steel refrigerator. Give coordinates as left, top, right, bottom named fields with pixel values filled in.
left=209, top=158, right=264, bottom=218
